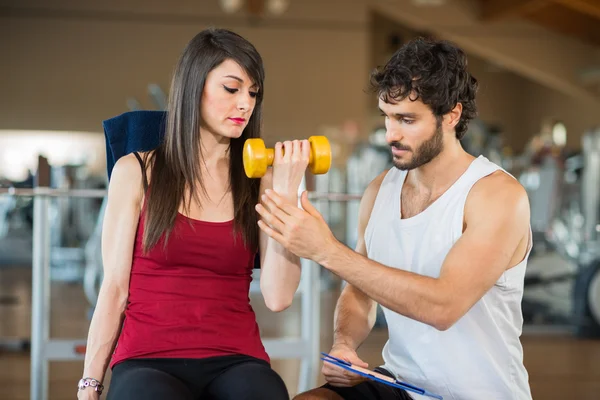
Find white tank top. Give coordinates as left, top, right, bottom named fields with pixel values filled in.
left=364, top=156, right=532, bottom=400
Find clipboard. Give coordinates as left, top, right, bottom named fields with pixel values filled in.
left=320, top=352, right=443, bottom=400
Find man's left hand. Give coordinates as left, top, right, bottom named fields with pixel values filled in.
left=256, top=189, right=337, bottom=263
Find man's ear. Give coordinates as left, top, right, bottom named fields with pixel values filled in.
left=445, top=102, right=463, bottom=129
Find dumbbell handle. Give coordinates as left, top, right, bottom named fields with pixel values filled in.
left=264, top=147, right=314, bottom=167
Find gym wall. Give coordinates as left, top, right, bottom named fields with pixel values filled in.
left=0, top=0, right=369, bottom=145
left=522, top=82, right=600, bottom=149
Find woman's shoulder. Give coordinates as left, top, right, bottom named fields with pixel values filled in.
left=109, top=150, right=156, bottom=205
left=117, top=150, right=155, bottom=182
left=112, top=153, right=144, bottom=182
left=106, top=153, right=145, bottom=210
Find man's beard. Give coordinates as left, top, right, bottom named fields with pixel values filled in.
left=390, top=122, right=444, bottom=171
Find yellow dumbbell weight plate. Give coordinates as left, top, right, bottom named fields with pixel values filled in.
left=308, top=136, right=332, bottom=175
left=243, top=138, right=270, bottom=178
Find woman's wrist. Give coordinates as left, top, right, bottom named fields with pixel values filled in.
left=77, top=377, right=104, bottom=394
left=271, top=188, right=298, bottom=204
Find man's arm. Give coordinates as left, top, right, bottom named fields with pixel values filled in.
left=322, top=171, right=531, bottom=331
left=331, top=172, right=386, bottom=350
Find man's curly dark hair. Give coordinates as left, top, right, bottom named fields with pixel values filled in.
left=370, top=37, right=478, bottom=140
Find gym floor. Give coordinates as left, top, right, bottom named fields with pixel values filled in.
left=1, top=266, right=599, bottom=400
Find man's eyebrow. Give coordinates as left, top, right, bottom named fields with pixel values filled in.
left=379, top=108, right=418, bottom=118
left=224, top=74, right=259, bottom=89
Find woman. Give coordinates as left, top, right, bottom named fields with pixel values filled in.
left=77, top=28, right=309, bottom=400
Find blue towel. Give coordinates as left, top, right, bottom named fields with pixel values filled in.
left=102, top=110, right=261, bottom=268
left=103, top=110, right=167, bottom=180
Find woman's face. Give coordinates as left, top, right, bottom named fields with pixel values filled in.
left=200, top=58, right=259, bottom=140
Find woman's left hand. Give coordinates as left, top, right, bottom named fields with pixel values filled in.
left=271, top=140, right=310, bottom=202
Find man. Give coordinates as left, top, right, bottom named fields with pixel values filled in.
left=256, top=37, right=533, bottom=400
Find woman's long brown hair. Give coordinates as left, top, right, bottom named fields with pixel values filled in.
left=141, top=28, right=264, bottom=254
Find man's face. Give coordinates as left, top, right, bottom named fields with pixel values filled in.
left=379, top=96, right=444, bottom=171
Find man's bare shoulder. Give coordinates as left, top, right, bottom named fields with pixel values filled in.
left=363, top=169, right=389, bottom=202
left=358, top=169, right=390, bottom=223
left=466, top=170, right=530, bottom=224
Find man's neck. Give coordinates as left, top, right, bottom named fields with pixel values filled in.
left=406, top=141, right=474, bottom=194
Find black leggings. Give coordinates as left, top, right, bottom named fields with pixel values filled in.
left=106, top=355, right=289, bottom=400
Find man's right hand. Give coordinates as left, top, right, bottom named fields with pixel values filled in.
left=322, top=344, right=370, bottom=387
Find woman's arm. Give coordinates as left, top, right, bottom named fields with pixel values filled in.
left=256, top=140, right=310, bottom=312
left=257, top=168, right=302, bottom=312
left=78, top=154, right=144, bottom=399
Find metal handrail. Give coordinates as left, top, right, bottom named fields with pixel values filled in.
left=0, top=187, right=106, bottom=198
left=0, top=187, right=363, bottom=201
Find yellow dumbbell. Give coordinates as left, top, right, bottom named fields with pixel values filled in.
left=243, top=136, right=332, bottom=178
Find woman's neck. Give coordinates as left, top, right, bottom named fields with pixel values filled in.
left=199, top=129, right=230, bottom=169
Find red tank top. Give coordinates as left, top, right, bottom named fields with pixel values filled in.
left=110, top=205, right=269, bottom=368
